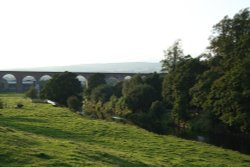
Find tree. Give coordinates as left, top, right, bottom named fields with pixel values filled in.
left=161, top=39, right=184, bottom=73
left=206, top=58, right=250, bottom=133
left=25, top=85, right=38, bottom=99
left=40, top=72, right=82, bottom=106
left=125, top=84, right=157, bottom=112
left=91, top=84, right=113, bottom=103
left=162, top=57, right=207, bottom=126
left=144, top=72, right=163, bottom=100
left=85, top=73, right=106, bottom=97
left=209, top=8, right=250, bottom=70
left=149, top=100, right=165, bottom=118
left=149, top=100, right=167, bottom=134
left=122, top=74, right=143, bottom=97
left=191, top=8, right=250, bottom=133
left=67, top=96, right=82, bottom=112
left=113, top=81, right=123, bottom=98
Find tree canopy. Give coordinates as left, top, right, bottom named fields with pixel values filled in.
left=161, top=39, right=184, bottom=73
left=40, top=72, right=82, bottom=106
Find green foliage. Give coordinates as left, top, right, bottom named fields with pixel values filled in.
left=125, top=84, right=157, bottom=112
left=190, top=111, right=215, bottom=133
left=161, top=39, right=184, bottom=73
left=144, top=72, right=163, bottom=100
left=91, top=84, right=113, bottom=103
left=85, top=96, right=131, bottom=120
left=67, top=96, right=82, bottom=112
left=86, top=73, right=106, bottom=97
left=147, top=101, right=169, bottom=133
left=190, top=69, right=221, bottom=109
left=209, top=8, right=250, bottom=70
left=189, top=8, right=250, bottom=133
left=162, top=57, right=207, bottom=125
left=25, top=86, right=38, bottom=99
left=162, top=73, right=175, bottom=107
left=39, top=80, right=50, bottom=90
left=113, top=81, right=123, bottom=98
left=40, top=72, right=82, bottom=106
left=206, top=59, right=250, bottom=132
left=149, top=100, right=165, bottom=118
left=122, top=75, right=143, bottom=97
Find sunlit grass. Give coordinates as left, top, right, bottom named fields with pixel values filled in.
left=0, top=95, right=250, bottom=166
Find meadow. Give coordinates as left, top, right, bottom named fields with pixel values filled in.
left=0, top=94, right=250, bottom=166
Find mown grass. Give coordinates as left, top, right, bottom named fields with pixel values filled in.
left=0, top=94, right=250, bottom=166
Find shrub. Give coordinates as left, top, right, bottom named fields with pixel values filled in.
left=25, top=86, right=38, bottom=99
left=67, top=96, right=82, bottom=112
left=40, top=72, right=83, bottom=106
left=125, top=84, right=157, bottom=112
left=91, top=84, right=113, bottom=103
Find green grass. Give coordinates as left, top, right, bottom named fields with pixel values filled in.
left=0, top=94, right=250, bottom=166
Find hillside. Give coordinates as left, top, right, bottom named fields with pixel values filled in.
left=0, top=94, right=250, bottom=166
left=8, top=62, right=161, bottom=73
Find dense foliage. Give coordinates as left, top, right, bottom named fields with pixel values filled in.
left=25, top=86, right=38, bottom=99
left=40, top=72, right=83, bottom=106
left=67, top=95, right=82, bottom=112
left=84, top=8, right=250, bottom=136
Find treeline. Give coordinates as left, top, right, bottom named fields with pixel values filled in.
left=83, top=8, right=250, bottom=135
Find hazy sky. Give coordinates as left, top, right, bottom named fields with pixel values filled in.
left=0, top=0, right=249, bottom=69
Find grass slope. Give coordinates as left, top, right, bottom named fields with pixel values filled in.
left=0, top=94, right=250, bottom=167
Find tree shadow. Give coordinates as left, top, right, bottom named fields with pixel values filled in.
left=0, top=116, right=48, bottom=124
left=85, top=152, right=152, bottom=167
left=0, top=117, right=91, bottom=142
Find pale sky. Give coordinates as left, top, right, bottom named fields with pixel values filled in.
left=0, top=0, right=249, bottom=69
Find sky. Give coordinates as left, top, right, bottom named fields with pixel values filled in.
left=0, top=0, right=249, bottom=69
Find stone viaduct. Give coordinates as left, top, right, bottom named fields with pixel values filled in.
left=0, top=71, right=150, bottom=92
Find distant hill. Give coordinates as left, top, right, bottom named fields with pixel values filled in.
left=10, top=62, right=161, bottom=73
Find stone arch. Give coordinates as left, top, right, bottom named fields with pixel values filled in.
left=124, top=76, right=132, bottom=80
left=76, top=75, right=88, bottom=88
left=106, top=77, right=120, bottom=86
left=39, top=75, right=52, bottom=81
left=1, top=74, right=17, bottom=91
left=22, top=76, right=37, bottom=91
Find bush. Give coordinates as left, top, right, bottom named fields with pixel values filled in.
left=25, top=86, right=38, bottom=99
left=40, top=72, right=83, bottom=106
left=125, top=84, right=157, bottom=112
left=149, top=100, right=165, bottom=118
left=67, top=96, right=82, bottom=112
left=91, top=84, right=113, bottom=103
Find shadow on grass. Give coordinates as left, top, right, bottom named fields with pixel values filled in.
left=0, top=117, right=89, bottom=142
left=0, top=118, right=151, bottom=166
left=86, top=152, right=151, bottom=167
left=0, top=116, right=48, bottom=124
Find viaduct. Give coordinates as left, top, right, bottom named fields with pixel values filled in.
left=0, top=71, right=150, bottom=92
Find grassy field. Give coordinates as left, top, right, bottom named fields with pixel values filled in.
left=0, top=94, right=250, bottom=166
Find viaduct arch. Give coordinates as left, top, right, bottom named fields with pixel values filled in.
left=0, top=71, right=150, bottom=92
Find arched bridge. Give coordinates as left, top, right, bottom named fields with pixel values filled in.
left=0, top=71, right=150, bottom=92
